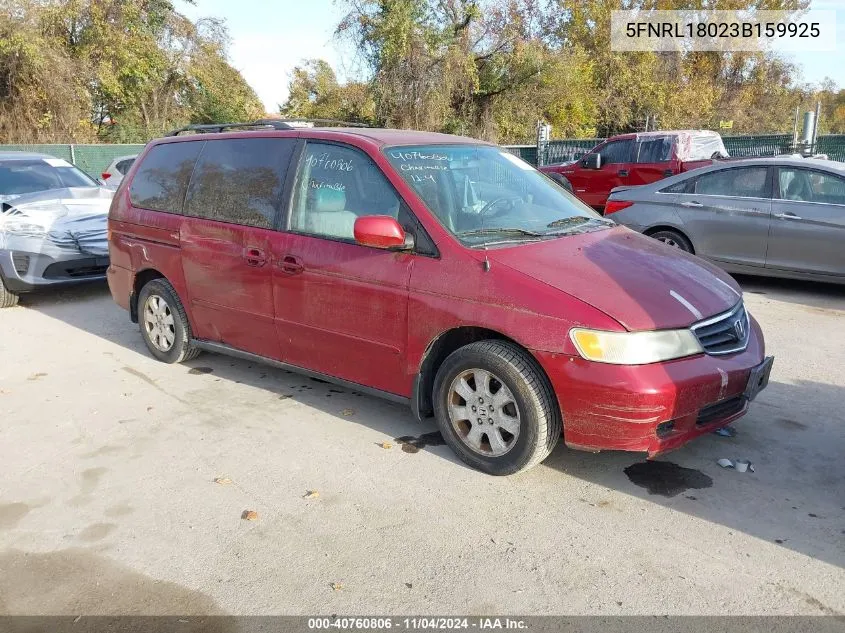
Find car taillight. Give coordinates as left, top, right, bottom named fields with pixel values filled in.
left=101, top=172, right=111, bottom=180
left=604, top=200, right=634, bottom=215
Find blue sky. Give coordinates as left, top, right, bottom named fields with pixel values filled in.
left=180, top=0, right=844, bottom=113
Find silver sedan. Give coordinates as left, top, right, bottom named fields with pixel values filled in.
left=607, top=157, right=845, bottom=284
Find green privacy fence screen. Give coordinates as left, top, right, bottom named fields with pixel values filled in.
left=0, top=144, right=146, bottom=177
left=2, top=135, right=844, bottom=175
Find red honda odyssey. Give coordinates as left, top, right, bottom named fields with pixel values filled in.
left=107, top=121, right=773, bottom=475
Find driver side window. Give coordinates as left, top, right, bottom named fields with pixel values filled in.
left=596, top=139, right=634, bottom=165
left=290, top=142, right=401, bottom=241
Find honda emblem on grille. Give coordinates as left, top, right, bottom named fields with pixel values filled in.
left=734, top=318, right=745, bottom=340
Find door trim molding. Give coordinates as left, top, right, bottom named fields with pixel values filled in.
left=191, top=339, right=411, bottom=406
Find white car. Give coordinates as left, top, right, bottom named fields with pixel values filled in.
left=0, top=152, right=113, bottom=307
left=98, top=155, right=137, bottom=189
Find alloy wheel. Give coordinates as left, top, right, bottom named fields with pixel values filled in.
left=447, top=368, right=521, bottom=456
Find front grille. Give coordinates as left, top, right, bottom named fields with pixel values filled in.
left=697, top=395, right=745, bottom=426
left=42, top=257, right=109, bottom=280
left=11, top=253, right=30, bottom=275
left=691, top=302, right=750, bottom=355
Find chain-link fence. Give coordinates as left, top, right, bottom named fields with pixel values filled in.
left=505, top=134, right=845, bottom=166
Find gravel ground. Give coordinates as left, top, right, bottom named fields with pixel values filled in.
left=0, top=276, right=843, bottom=615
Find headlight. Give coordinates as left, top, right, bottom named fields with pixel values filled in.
left=0, top=220, right=47, bottom=237
left=570, top=328, right=703, bottom=365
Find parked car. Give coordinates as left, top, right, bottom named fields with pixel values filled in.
left=540, top=130, right=728, bottom=212
left=0, top=152, right=113, bottom=308
left=107, top=122, right=772, bottom=475
left=606, top=157, right=845, bottom=284
left=98, top=154, right=137, bottom=189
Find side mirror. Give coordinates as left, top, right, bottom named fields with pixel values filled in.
left=582, top=153, right=602, bottom=169
left=354, top=215, right=414, bottom=250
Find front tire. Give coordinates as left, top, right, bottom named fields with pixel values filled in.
left=0, top=276, right=19, bottom=308
left=433, top=340, right=561, bottom=475
left=137, top=278, right=200, bottom=364
left=547, top=172, right=573, bottom=192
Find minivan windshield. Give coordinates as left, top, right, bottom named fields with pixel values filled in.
left=385, top=144, right=611, bottom=246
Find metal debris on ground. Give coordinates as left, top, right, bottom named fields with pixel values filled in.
left=241, top=510, right=259, bottom=521
left=303, top=490, right=320, bottom=499
left=734, top=459, right=755, bottom=473
left=330, top=582, right=343, bottom=591
left=213, top=477, right=233, bottom=485
left=713, top=426, right=737, bottom=437
left=379, top=441, right=392, bottom=450
left=716, top=458, right=755, bottom=472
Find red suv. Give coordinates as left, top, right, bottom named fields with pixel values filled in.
left=107, top=122, right=772, bottom=475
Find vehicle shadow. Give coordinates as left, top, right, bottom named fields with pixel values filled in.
left=19, top=281, right=845, bottom=572
left=17, top=282, right=453, bottom=462
left=734, top=274, right=845, bottom=312
left=540, top=375, right=845, bottom=570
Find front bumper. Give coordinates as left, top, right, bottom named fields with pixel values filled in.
left=0, top=249, right=109, bottom=293
left=535, top=315, right=769, bottom=456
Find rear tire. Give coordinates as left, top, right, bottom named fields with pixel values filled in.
left=432, top=340, right=561, bottom=476
left=0, top=276, right=19, bottom=308
left=649, top=229, right=694, bottom=253
left=137, top=278, right=200, bottom=364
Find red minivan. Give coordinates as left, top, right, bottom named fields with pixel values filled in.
left=107, top=122, right=772, bottom=475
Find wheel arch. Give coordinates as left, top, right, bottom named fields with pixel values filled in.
left=643, top=225, right=696, bottom=254
left=130, top=268, right=167, bottom=323
left=412, top=326, right=559, bottom=424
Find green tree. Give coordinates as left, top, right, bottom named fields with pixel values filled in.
left=0, top=0, right=264, bottom=143
left=279, top=59, right=374, bottom=123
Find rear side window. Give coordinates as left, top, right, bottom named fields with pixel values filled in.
left=184, top=138, right=294, bottom=229
left=116, top=158, right=135, bottom=175
left=129, top=142, right=203, bottom=213
left=694, top=167, right=769, bottom=198
left=660, top=179, right=691, bottom=194
left=637, top=137, right=673, bottom=163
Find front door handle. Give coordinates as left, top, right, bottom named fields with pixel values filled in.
left=617, top=169, right=629, bottom=177
left=681, top=200, right=703, bottom=208
left=278, top=254, right=304, bottom=274
left=773, top=212, right=802, bottom=220
left=244, top=247, right=266, bottom=267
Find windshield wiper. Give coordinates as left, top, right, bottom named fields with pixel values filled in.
left=546, top=216, right=612, bottom=234
left=457, top=227, right=545, bottom=238
left=546, top=216, right=607, bottom=228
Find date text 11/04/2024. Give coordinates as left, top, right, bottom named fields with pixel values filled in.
left=625, top=21, right=820, bottom=39
left=307, top=617, right=528, bottom=630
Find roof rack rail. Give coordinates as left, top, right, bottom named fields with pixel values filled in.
left=164, top=118, right=372, bottom=137
left=164, top=119, right=294, bottom=136
left=279, top=118, right=372, bottom=128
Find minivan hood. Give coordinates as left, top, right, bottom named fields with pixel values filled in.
left=488, top=226, right=741, bottom=331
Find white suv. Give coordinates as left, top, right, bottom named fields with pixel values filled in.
left=98, top=155, right=137, bottom=189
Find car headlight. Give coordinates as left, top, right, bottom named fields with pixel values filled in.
left=570, top=327, right=703, bottom=365
left=0, top=220, right=48, bottom=237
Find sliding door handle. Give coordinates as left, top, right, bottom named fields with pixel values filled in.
left=278, top=255, right=304, bottom=274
